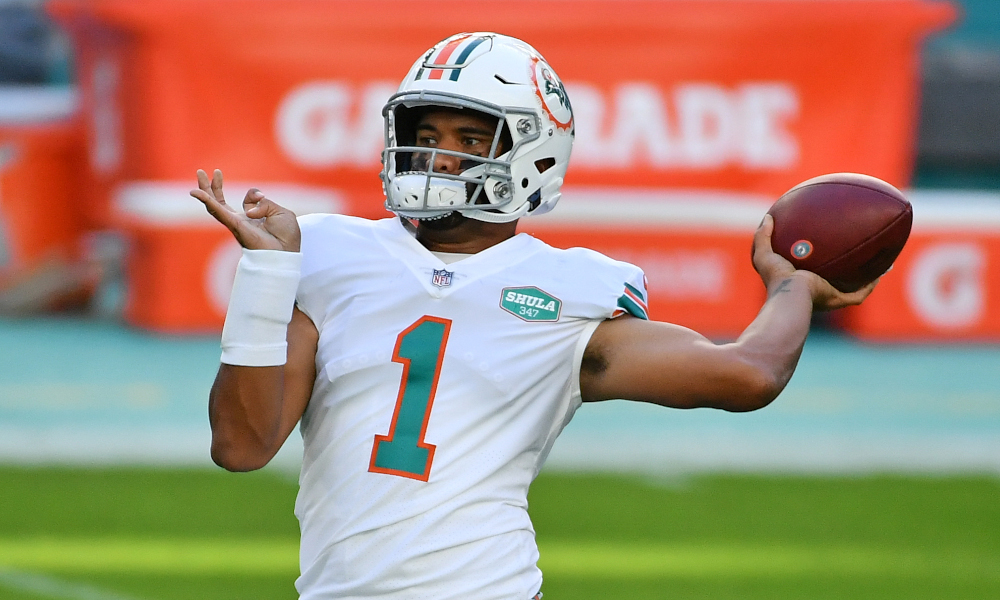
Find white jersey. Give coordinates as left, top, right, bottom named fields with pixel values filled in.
left=293, top=214, right=648, bottom=600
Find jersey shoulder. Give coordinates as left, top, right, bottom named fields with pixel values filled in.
left=520, top=238, right=649, bottom=321
left=298, top=213, right=380, bottom=243
left=295, top=215, right=397, bottom=326
left=298, top=214, right=394, bottom=271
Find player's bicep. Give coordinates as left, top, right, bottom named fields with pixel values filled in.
left=276, top=306, right=318, bottom=438
left=579, top=316, right=770, bottom=410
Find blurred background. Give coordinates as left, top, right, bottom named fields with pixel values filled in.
left=1, top=1, right=998, bottom=599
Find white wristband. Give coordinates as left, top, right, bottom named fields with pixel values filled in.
left=220, top=248, right=303, bottom=366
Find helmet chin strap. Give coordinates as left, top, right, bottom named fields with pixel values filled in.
left=464, top=202, right=530, bottom=223
left=414, top=210, right=457, bottom=221
left=407, top=203, right=526, bottom=225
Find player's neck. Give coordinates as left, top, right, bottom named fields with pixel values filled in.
left=413, top=216, right=518, bottom=254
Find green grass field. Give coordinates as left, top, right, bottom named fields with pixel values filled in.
left=0, top=467, right=997, bottom=599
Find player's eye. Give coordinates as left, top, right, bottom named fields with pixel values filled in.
left=464, top=137, right=489, bottom=154
left=416, top=134, right=437, bottom=147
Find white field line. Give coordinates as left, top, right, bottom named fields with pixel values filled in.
left=0, top=569, right=143, bottom=600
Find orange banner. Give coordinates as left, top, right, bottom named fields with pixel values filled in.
left=46, top=0, right=956, bottom=333
left=50, top=0, right=955, bottom=223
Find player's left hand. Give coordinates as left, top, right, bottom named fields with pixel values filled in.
left=750, top=214, right=796, bottom=287
left=190, top=168, right=301, bottom=252
left=751, top=214, right=878, bottom=311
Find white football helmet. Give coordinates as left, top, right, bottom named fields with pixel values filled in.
left=381, top=32, right=574, bottom=223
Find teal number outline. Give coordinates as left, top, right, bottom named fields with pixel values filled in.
left=369, top=316, right=452, bottom=481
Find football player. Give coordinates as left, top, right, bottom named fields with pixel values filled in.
left=191, top=32, right=875, bottom=600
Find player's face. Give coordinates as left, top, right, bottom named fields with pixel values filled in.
left=411, top=109, right=499, bottom=174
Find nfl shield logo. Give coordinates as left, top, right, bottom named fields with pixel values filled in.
left=432, top=269, right=453, bottom=287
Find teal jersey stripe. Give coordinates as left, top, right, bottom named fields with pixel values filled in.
left=624, top=281, right=646, bottom=305
left=617, top=294, right=649, bottom=320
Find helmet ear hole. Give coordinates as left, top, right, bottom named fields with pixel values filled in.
left=534, top=157, right=555, bottom=174
left=520, top=178, right=529, bottom=188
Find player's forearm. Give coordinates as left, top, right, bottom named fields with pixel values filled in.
left=209, top=364, right=287, bottom=471
left=208, top=247, right=304, bottom=470
left=723, top=272, right=815, bottom=411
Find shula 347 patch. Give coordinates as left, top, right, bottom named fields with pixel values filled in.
left=500, top=287, right=562, bottom=322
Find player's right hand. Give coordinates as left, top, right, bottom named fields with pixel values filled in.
left=190, top=169, right=301, bottom=252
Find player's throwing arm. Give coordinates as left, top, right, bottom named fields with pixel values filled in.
left=578, top=214, right=879, bottom=412
left=191, top=169, right=318, bottom=472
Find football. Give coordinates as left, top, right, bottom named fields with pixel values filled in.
left=767, top=173, right=913, bottom=293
